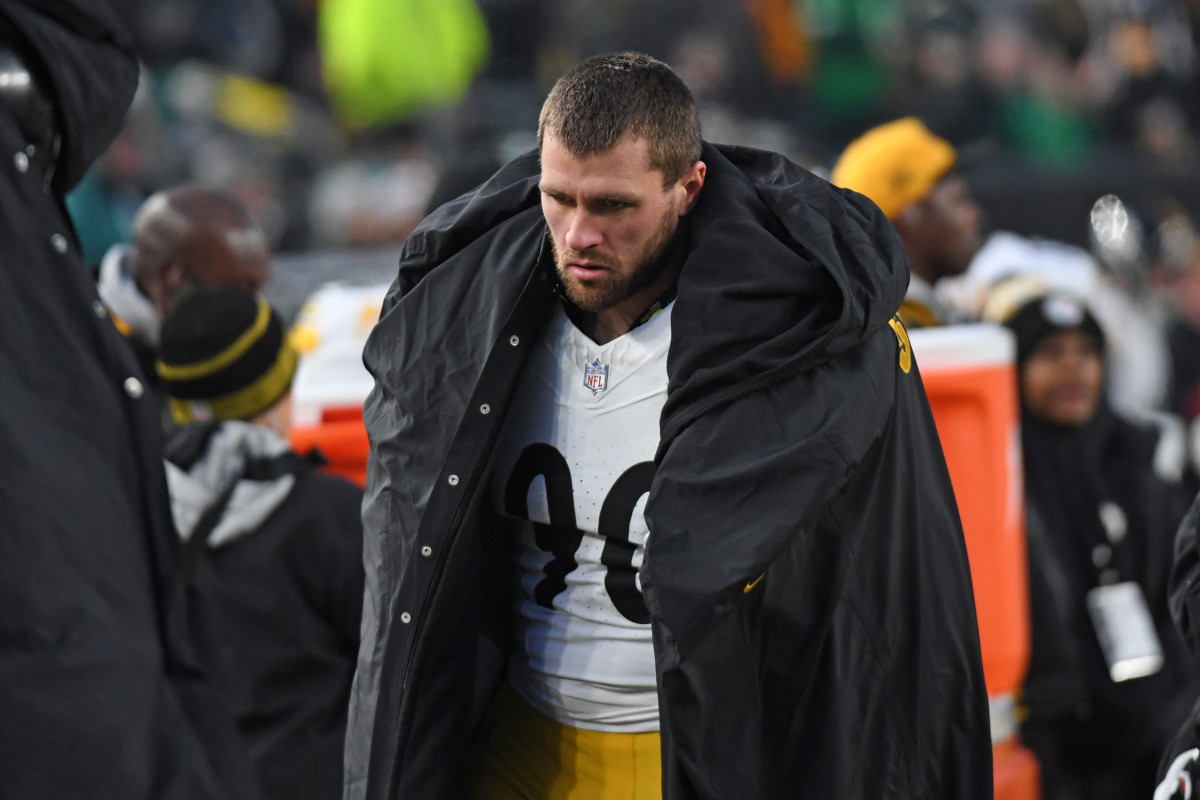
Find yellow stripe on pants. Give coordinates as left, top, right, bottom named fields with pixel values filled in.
left=471, top=683, right=662, bottom=800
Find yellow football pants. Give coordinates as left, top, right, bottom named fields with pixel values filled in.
left=471, top=684, right=662, bottom=800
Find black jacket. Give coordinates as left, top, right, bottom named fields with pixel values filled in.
left=1019, top=407, right=1195, bottom=795
left=1172, top=485, right=1200, bottom=671
left=0, top=3, right=258, bottom=798
left=347, top=143, right=993, bottom=799
left=1160, top=489, right=1200, bottom=790
left=166, top=422, right=365, bottom=800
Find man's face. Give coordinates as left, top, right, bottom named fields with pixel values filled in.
left=905, top=175, right=983, bottom=282
left=539, top=133, right=703, bottom=315
left=1020, top=329, right=1104, bottom=426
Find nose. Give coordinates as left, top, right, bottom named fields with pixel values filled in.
left=563, top=209, right=602, bottom=252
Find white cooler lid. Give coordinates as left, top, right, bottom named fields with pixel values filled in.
left=909, top=323, right=1015, bottom=372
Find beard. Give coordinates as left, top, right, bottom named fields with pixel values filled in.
left=553, top=203, right=680, bottom=313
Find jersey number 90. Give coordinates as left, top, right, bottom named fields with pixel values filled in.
left=504, top=443, right=653, bottom=624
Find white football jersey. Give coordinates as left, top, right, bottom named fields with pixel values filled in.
left=491, top=301, right=672, bottom=732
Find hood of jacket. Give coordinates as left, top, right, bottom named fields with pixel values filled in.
left=0, top=0, right=138, bottom=192
left=660, top=143, right=908, bottom=447
left=165, top=421, right=296, bottom=549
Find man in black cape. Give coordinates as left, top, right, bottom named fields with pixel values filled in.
left=346, top=52, right=992, bottom=799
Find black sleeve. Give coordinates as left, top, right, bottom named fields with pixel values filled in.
left=1171, top=491, right=1200, bottom=657
left=285, top=473, right=366, bottom=650
left=1157, top=693, right=1200, bottom=793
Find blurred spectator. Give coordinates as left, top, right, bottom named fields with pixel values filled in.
left=0, top=1, right=260, bottom=797
left=1100, top=4, right=1199, bottom=167
left=98, top=185, right=271, bottom=422
left=795, top=0, right=907, bottom=151
left=131, top=0, right=325, bottom=99
left=900, top=14, right=995, bottom=147
left=991, top=287, right=1197, bottom=800
left=316, top=0, right=489, bottom=132
left=974, top=8, right=1105, bottom=169
left=65, top=75, right=161, bottom=268
left=534, top=0, right=783, bottom=120
left=940, top=230, right=1099, bottom=321
left=831, top=116, right=984, bottom=327
left=132, top=185, right=269, bottom=320
left=157, top=285, right=364, bottom=800
left=745, top=0, right=813, bottom=90
left=946, top=193, right=1183, bottom=417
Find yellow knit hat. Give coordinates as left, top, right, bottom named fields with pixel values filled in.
left=157, top=287, right=298, bottom=426
left=830, top=118, right=957, bottom=220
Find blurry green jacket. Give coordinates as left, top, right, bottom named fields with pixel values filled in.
left=319, top=0, right=489, bottom=131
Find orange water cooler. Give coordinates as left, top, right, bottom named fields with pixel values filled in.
left=911, top=324, right=1040, bottom=800
left=291, top=406, right=369, bottom=486
left=287, top=282, right=388, bottom=487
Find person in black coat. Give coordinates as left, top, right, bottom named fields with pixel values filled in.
left=0, top=2, right=260, bottom=797
left=157, top=285, right=365, bottom=800
left=998, top=290, right=1197, bottom=800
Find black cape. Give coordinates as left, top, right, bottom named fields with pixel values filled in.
left=347, top=143, right=993, bottom=799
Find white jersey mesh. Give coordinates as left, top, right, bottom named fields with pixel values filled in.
left=491, top=301, right=672, bottom=732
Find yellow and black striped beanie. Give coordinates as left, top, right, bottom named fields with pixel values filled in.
left=156, top=286, right=298, bottom=425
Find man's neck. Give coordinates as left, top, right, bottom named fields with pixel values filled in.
left=580, top=275, right=678, bottom=344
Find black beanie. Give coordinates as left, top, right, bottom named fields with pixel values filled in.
left=156, top=285, right=297, bottom=425
left=1003, top=292, right=1106, bottom=366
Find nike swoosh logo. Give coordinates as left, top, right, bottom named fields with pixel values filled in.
left=744, top=573, right=765, bottom=594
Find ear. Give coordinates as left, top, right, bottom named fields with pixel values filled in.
left=678, top=160, right=706, bottom=215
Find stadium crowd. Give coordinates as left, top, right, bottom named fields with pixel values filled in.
left=66, top=0, right=1200, bottom=256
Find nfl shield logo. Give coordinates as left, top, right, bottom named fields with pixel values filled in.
left=584, top=360, right=608, bottom=394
